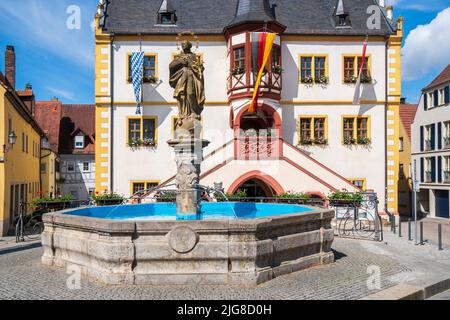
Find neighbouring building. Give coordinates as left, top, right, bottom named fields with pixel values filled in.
left=0, top=45, right=44, bottom=236
left=35, top=100, right=62, bottom=197
left=36, top=101, right=96, bottom=201
left=59, top=104, right=96, bottom=201
left=412, top=64, right=450, bottom=220
left=94, top=0, right=403, bottom=214
left=398, top=102, right=417, bottom=217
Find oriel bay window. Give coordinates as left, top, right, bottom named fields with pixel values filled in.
left=127, top=54, right=158, bottom=83
left=127, top=117, right=157, bottom=147
left=343, top=55, right=371, bottom=83
left=299, top=55, right=328, bottom=84
left=299, top=116, right=328, bottom=145
left=342, top=116, right=371, bottom=145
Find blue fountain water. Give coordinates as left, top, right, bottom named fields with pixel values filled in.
left=65, top=202, right=313, bottom=221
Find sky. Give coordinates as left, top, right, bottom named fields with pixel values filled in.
left=0, top=0, right=450, bottom=104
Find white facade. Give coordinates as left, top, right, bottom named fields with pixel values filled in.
left=96, top=35, right=395, bottom=211
left=60, top=154, right=95, bottom=201
left=411, top=78, right=450, bottom=219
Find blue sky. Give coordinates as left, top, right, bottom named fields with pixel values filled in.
left=0, top=0, right=449, bottom=104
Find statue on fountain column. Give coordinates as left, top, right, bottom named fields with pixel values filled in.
left=169, top=40, right=205, bottom=140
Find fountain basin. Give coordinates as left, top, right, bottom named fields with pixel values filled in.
left=42, top=203, right=335, bottom=286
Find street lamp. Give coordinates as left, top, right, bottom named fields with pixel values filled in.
left=8, top=131, right=17, bottom=146
left=2, top=131, right=17, bottom=156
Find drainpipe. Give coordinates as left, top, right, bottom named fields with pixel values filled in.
left=110, top=34, right=115, bottom=191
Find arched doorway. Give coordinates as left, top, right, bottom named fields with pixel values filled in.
left=228, top=170, right=285, bottom=198
left=236, top=178, right=275, bottom=198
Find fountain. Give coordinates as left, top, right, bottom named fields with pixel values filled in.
left=41, top=41, right=335, bottom=286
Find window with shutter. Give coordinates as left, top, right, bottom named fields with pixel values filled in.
left=431, top=157, right=436, bottom=183
left=431, top=123, right=436, bottom=150
left=421, top=158, right=425, bottom=183
left=420, top=126, right=424, bottom=151
left=434, top=90, right=439, bottom=107
left=445, top=86, right=450, bottom=104
left=438, top=156, right=442, bottom=183
left=438, top=122, right=442, bottom=149
left=424, top=94, right=428, bottom=110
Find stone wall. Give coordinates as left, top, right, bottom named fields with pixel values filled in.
left=42, top=208, right=335, bottom=286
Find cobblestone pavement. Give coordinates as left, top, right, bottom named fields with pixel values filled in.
left=0, top=237, right=416, bottom=300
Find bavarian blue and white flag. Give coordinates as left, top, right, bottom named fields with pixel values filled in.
left=131, top=52, right=144, bottom=114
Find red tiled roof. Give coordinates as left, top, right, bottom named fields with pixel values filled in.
left=34, top=101, right=63, bottom=153
left=399, top=104, right=418, bottom=141
left=59, top=104, right=95, bottom=155
left=423, top=64, right=450, bottom=91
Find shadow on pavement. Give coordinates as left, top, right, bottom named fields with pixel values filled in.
left=332, top=249, right=347, bottom=261
left=0, top=242, right=42, bottom=256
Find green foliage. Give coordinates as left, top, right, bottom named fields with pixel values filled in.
left=276, top=191, right=311, bottom=199
left=93, top=192, right=125, bottom=201
left=328, top=191, right=364, bottom=202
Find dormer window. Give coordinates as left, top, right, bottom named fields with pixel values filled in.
left=157, top=0, right=177, bottom=25
left=75, top=135, right=85, bottom=149
left=334, top=0, right=351, bottom=28
left=159, top=12, right=176, bottom=25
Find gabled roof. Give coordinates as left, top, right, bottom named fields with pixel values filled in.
left=0, top=71, right=44, bottom=136
left=227, top=0, right=278, bottom=28
left=34, top=101, right=63, bottom=153
left=399, top=104, right=418, bottom=141
left=422, top=64, right=450, bottom=91
left=102, top=0, right=395, bottom=36
left=59, top=104, right=95, bottom=155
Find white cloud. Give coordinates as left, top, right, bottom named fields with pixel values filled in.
left=47, top=87, right=75, bottom=101
left=387, top=0, right=449, bottom=12
left=402, top=7, right=450, bottom=81
left=0, top=0, right=94, bottom=68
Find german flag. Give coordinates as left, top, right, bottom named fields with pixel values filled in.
left=249, top=32, right=276, bottom=113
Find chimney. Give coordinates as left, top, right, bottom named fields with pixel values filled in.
left=386, top=5, right=393, bottom=20
left=5, top=45, right=15, bottom=89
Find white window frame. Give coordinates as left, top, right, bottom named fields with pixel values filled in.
left=67, top=161, right=75, bottom=173
left=439, top=88, right=445, bottom=106
left=425, top=158, right=432, bottom=182
left=425, top=125, right=432, bottom=150
left=444, top=121, right=450, bottom=148
left=82, top=162, right=90, bottom=173
left=428, top=92, right=434, bottom=108
left=444, top=156, right=450, bottom=183
left=74, top=135, right=85, bottom=149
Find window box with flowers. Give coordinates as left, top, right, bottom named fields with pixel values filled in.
left=301, top=75, right=314, bottom=84
left=232, top=66, right=245, bottom=76
left=314, top=75, right=329, bottom=85
left=343, top=137, right=356, bottom=145
left=143, top=75, right=159, bottom=84
left=32, top=195, right=75, bottom=211
left=328, top=191, right=364, bottom=207
left=272, top=65, right=284, bottom=75
left=357, top=137, right=371, bottom=145
left=93, top=191, right=125, bottom=206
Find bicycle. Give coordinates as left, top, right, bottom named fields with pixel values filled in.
left=15, top=203, right=44, bottom=243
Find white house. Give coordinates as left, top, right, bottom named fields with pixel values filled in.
left=94, top=0, right=403, bottom=213
left=59, top=104, right=96, bottom=201
left=411, top=64, right=450, bottom=219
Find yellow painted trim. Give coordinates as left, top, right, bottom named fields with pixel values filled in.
left=126, top=52, right=158, bottom=82
left=341, top=54, right=372, bottom=83
left=126, top=116, right=159, bottom=147
left=298, top=54, right=329, bottom=83
left=114, top=35, right=225, bottom=42
left=280, top=100, right=385, bottom=106
left=112, top=101, right=228, bottom=106
left=130, top=180, right=161, bottom=196
left=297, top=115, right=328, bottom=145
left=341, top=115, right=371, bottom=144
left=282, top=35, right=386, bottom=42
left=348, top=178, right=367, bottom=191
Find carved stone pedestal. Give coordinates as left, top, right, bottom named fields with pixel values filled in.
left=168, top=138, right=210, bottom=218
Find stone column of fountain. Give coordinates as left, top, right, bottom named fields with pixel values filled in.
left=167, top=40, right=209, bottom=218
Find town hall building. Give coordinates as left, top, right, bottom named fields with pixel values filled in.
left=94, top=0, right=403, bottom=214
